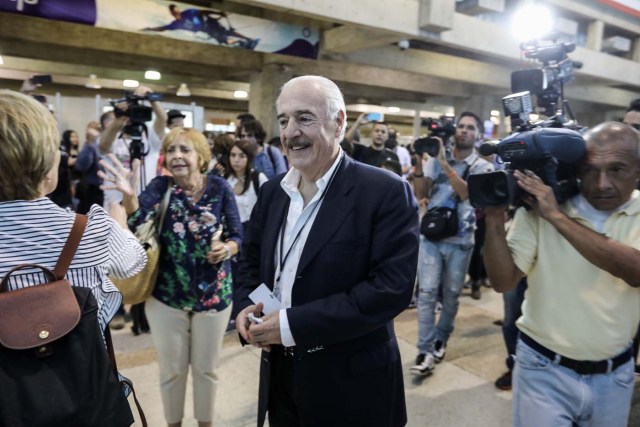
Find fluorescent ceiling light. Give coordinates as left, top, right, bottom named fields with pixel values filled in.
left=85, top=74, right=101, bottom=89
left=176, top=83, right=191, bottom=97
left=387, top=106, right=400, bottom=113
left=0, top=55, right=3, bottom=65
left=234, top=90, right=248, bottom=99
left=123, top=79, right=139, bottom=88
left=490, top=110, right=500, bottom=117
left=145, top=70, right=161, bottom=80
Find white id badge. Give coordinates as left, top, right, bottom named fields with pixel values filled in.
left=248, top=283, right=281, bottom=315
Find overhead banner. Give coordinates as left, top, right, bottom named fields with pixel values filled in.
left=0, top=0, right=320, bottom=58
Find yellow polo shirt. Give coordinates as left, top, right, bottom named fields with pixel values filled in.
left=508, top=191, right=640, bottom=360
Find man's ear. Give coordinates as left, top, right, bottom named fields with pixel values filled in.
left=335, top=110, right=345, bottom=138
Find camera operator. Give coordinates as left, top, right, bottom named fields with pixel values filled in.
left=343, top=113, right=399, bottom=167
left=484, top=122, right=640, bottom=426
left=410, top=112, right=494, bottom=376
left=99, top=85, right=167, bottom=208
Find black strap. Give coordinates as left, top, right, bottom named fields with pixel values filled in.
left=448, top=156, right=478, bottom=204
left=251, top=170, right=261, bottom=195
left=266, top=145, right=276, bottom=170
left=105, top=328, right=148, bottom=426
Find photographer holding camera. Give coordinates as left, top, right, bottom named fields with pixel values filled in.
left=410, top=112, right=494, bottom=376
left=343, top=112, right=399, bottom=167
left=483, top=122, right=640, bottom=426
left=99, top=85, right=167, bottom=209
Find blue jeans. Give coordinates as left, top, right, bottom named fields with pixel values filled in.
left=416, top=237, right=473, bottom=354
left=513, top=338, right=635, bottom=427
left=503, top=278, right=528, bottom=371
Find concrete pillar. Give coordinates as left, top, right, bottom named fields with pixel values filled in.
left=248, top=63, right=293, bottom=140
left=418, top=0, right=455, bottom=32
left=587, top=20, right=604, bottom=52
left=413, top=110, right=423, bottom=139
left=632, top=36, right=640, bottom=63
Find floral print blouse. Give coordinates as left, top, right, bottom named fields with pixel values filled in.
left=128, top=175, right=242, bottom=312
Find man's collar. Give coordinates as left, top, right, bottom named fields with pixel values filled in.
left=567, top=190, right=640, bottom=218
left=280, top=148, right=343, bottom=197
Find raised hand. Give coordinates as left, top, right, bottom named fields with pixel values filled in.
left=98, top=154, right=140, bottom=197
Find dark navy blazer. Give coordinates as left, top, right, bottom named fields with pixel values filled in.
left=235, top=154, right=419, bottom=427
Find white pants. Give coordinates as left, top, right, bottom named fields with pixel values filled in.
left=145, top=296, right=232, bottom=423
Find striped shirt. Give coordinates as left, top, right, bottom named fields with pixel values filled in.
left=0, top=198, right=147, bottom=332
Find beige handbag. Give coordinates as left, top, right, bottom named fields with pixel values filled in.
left=112, top=184, right=171, bottom=305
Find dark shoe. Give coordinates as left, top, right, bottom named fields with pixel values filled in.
left=433, top=340, right=446, bottom=363
left=410, top=353, right=435, bottom=376
left=495, top=370, right=512, bottom=391
left=109, top=314, right=126, bottom=330
left=471, top=286, right=481, bottom=300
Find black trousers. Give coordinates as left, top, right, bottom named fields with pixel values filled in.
left=268, top=347, right=300, bottom=427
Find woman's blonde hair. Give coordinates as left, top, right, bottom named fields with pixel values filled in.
left=0, top=90, right=59, bottom=201
left=161, top=127, right=211, bottom=173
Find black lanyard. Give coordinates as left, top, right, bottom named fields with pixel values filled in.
left=275, top=154, right=344, bottom=287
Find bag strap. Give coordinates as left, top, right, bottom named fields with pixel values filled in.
left=105, top=328, right=148, bottom=427
left=52, top=214, right=88, bottom=280
left=155, top=178, right=172, bottom=231
left=448, top=156, right=479, bottom=205
left=266, top=144, right=276, bottom=173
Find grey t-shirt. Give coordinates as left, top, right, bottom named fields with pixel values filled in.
left=424, top=150, right=494, bottom=245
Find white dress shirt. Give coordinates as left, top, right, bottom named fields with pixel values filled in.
left=275, top=149, right=343, bottom=347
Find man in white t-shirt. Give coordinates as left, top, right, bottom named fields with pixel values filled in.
left=99, top=86, right=167, bottom=208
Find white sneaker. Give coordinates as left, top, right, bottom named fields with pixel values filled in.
left=410, top=353, right=435, bottom=376
left=433, top=340, right=446, bottom=363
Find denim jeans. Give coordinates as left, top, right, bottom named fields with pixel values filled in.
left=513, top=338, right=635, bottom=427
left=416, top=237, right=473, bottom=354
left=503, top=277, right=528, bottom=371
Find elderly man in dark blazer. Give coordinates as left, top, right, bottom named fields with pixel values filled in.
left=235, top=75, right=419, bottom=427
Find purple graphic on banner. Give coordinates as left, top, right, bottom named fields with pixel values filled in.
left=0, top=0, right=97, bottom=25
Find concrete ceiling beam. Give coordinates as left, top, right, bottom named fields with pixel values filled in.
left=323, top=26, right=405, bottom=53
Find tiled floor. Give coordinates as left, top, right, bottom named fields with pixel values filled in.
left=113, top=286, right=640, bottom=426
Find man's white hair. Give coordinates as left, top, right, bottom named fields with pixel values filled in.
left=276, top=75, right=347, bottom=141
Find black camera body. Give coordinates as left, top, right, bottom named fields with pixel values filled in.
left=468, top=128, right=585, bottom=208
left=415, top=116, right=456, bottom=157
left=109, top=92, right=163, bottom=160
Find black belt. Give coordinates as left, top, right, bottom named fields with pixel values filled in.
left=520, top=333, right=631, bottom=376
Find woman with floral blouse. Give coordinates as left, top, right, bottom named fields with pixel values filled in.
left=100, top=127, right=242, bottom=427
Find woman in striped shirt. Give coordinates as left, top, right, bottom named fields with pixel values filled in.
left=0, top=90, right=147, bottom=424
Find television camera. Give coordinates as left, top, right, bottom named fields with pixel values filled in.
left=468, top=38, right=586, bottom=208
left=414, top=115, right=457, bottom=157
left=109, top=92, right=163, bottom=160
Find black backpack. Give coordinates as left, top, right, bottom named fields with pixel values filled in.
left=0, top=214, right=144, bottom=426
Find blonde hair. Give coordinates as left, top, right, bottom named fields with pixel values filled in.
left=161, top=127, right=211, bottom=173
left=0, top=90, right=59, bottom=201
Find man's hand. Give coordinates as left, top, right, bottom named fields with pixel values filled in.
left=20, top=76, right=40, bottom=95
left=355, top=112, right=369, bottom=126
left=134, top=85, right=153, bottom=97
left=432, top=137, right=447, bottom=167
left=514, top=169, right=561, bottom=222
left=236, top=303, right=282, bottom=351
